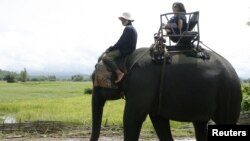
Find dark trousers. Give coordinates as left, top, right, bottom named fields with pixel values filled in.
left=102, top=50, right=121, bottom=71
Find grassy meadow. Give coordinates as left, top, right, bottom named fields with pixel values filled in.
left=0, top=81, right=194, bottom=137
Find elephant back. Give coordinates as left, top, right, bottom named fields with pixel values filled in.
left=126, top=48, right=242, bottom=123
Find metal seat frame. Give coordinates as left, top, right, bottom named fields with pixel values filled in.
left=154, top=11, right=200, bottom=48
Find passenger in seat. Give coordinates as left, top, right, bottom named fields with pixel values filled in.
left=164, top=2, right=187, bottom=42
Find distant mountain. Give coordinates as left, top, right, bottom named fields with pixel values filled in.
left=0, top=69, right=91, bottom=81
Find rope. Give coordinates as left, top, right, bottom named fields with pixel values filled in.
left=199, top=41, right=224, bottom=58
left=199, top=41, right=215, bottom=52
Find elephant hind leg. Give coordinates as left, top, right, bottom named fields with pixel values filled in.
left=149, top=114, right=174, bottom=141
left=193, top=121, right=208, bottom=141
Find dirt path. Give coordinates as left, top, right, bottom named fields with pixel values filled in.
left=1, top=137, right=195, bottom=141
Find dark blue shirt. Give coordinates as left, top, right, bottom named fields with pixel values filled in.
left=111, top=23, right=137, bottom=56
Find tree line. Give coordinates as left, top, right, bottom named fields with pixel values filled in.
left=0, top=69, right=91, bottom=83
left=242, top=83, right=250, bottom=111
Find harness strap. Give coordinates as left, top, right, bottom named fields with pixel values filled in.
left=158, top=48, right=168, bottom=114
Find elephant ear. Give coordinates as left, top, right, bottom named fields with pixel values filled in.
left=93, top=61, right=124, bottom=100
left=94, top=61, right=118, bottom=89
left=93, top=60, right=119, bottom=89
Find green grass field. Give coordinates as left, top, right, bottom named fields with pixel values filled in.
left=0, top=81, right=194, bottom=137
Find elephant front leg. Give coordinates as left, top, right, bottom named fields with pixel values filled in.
left=149, top=114, right=174, bottom=141
left=90, top=88, right=106, bottom=141
left=123, top=104, right=147, bottom=141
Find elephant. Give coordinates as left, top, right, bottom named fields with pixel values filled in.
left=90, top=47, right=242, bottom=141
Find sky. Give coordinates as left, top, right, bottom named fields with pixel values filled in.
left=0, top=0, right=250, bottom=78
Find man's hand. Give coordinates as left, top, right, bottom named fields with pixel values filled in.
left=105, top=46, right=115, bottom=53
left=105, top=49, right=110, bottom=53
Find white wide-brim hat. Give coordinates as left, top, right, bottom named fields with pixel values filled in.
left=118, top=12, right=134, bottom=22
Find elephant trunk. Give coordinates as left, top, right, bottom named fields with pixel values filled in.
left=90, top=88, right=106, bottom=141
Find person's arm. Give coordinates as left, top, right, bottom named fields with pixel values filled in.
left=106, top=27, right=130, bottom=53
left=113, top=27, right=130, bottom=49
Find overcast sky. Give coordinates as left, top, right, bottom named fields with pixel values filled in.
left=0, top=0, right=250, bottom=78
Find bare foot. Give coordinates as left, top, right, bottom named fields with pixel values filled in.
left=115, top=71, right=124, bottom=83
